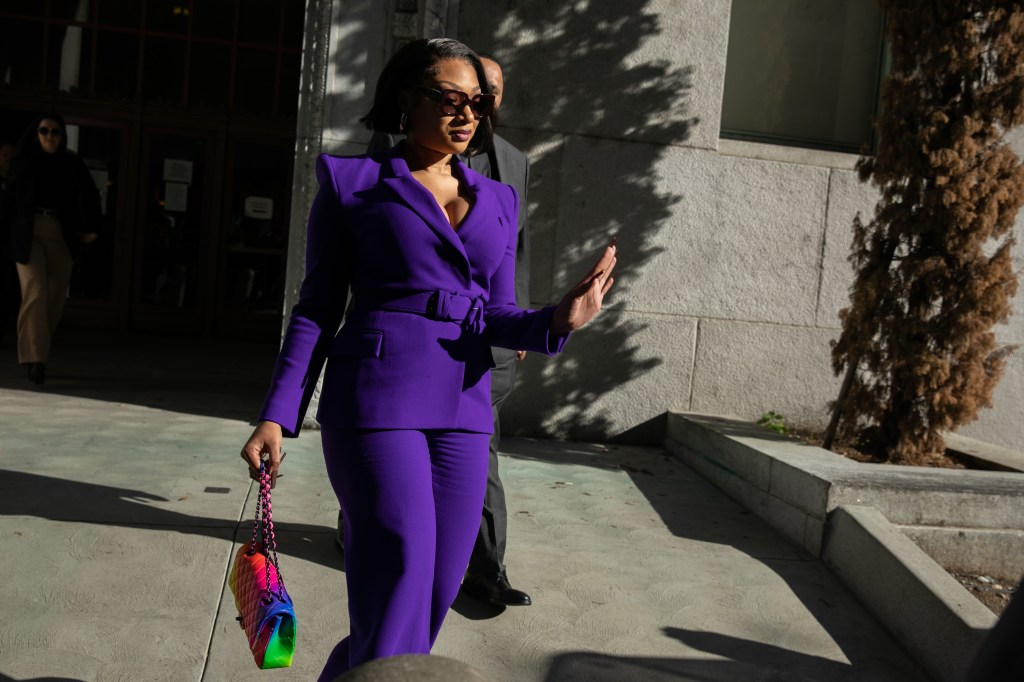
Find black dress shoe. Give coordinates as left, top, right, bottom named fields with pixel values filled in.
left=462, top=568, right=532, bottom=606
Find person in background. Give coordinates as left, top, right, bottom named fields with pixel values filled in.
left=0, top=113, right=100, bottom=384
left=240, top=38, right=616, bottom=678
left=359, top=53, right=534, bottom=607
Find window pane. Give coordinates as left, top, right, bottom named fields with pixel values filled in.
left=98, top=0, right=142, bottom=28
left=69, top=125, right=122, bottom=302
left=145, top=0, right=190, bottom=35
left=0, top=1, right=46, bottom=16
left=140, top=133, right=207, bottom=309
left=192, top=0, right=235, bottom=40
left=48, top=23, right=93, bottom=95
left=96, top=31, right=139, bottom=100
left=188, top=42, right=231, bottom=110
left=223, top=139, right=291, bottom=313
left=278, top=52, right=300, bottom=117
left=721, top=0, right=884, bottom=152
left=233, top=48, right=277, bottom=113
left=237, top=0, right=278, bottom=45
left=282, top=0, right=305, bottom=49
left=142, top=37, right=185, bottom=104
left=48, top=0, right=84, bottom=21
left=0, top=20, right=44, bottom=91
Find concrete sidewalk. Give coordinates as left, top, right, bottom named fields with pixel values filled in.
left=0, top=330, right=931, bottom=681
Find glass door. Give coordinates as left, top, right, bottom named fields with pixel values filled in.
left=217, top=135, right=293, bottom=337
left=64, top=120, right=131, bottom=328
left=132, top=127, right=220, bottom=331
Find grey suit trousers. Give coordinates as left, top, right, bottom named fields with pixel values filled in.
left=467, top=356, right=517, bottom=575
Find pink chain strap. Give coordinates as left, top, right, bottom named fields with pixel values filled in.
left=247, top=462, right=286, bottom=603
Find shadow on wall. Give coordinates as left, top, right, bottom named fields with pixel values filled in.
left=460, top=0, right=698, bottom=444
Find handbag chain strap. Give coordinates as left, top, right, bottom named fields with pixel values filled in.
left=249, top=462, right=286, bottom=603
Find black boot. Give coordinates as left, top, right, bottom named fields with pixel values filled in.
left=27, top=362, right=45, bottom=384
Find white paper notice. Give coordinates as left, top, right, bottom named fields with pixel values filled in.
left=244, top=196, right=274, bottom=220
left=164, top=182, right=188, bottom=212
left=89, top=169, right=109, bottom=215
left=163, top=159, right=194, bottom=184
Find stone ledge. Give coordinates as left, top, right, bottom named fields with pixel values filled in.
left=900, top=525, right=1024, bottom=578
left=664, top=411, right=1021, bottom=682
left=944, top=432, right=1024, bottom=473
left=823, top=506, right=996, bottom=682
left=665, top=412, right=1024, bottom=555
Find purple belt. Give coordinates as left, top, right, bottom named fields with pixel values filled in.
left=355, top=290, right=485, bottom=332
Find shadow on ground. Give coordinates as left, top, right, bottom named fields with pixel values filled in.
left=498, top=438, right=929, bottom=681
left=0, top=468, right=342, bottom=572
left=0, top=326, right=278, bottom=421
left=546, top=626, right=855, bottom=681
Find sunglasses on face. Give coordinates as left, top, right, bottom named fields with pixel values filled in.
left=415, top=86, right=495, bottom=119
left=38, top=127, right=63, bottom=137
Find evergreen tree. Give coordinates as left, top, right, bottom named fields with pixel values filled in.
left=827, top=2, right=1024, bottom=464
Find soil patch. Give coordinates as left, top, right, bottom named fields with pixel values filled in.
left=788, top=428, right=967, bottom=469
left=953, top=573, right=1017, bottom=616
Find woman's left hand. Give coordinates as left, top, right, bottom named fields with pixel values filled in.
left=551, top=238, right=617, bottom=336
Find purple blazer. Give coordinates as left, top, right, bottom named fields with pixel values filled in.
left=258, top=147, right=567, bottom=436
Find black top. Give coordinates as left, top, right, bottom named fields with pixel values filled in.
left=0, top=151, right=101, bottom=263
left=32, top=153, right=77, bottom=211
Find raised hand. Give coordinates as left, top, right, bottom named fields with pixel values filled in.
left=551, top=238, right=617, bottom=336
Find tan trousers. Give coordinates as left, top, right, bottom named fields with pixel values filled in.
left=16, top=215, right=72, bottom=364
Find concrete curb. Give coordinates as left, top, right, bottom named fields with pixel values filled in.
left=663, top=411, right=1020, bottom=682
left=823, top=506, right=994, bottom=682
left=944, top=432, right=1024, bottom=473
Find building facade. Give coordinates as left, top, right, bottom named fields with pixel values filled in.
left=1, top=0, right=306, bottom=338
left=289, top=0, right=1024, bottom=451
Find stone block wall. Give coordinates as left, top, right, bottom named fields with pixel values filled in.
left=286, top=0, right=1024, bottom=450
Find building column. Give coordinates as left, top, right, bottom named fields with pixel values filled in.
left=287, top=0, right=460, bottom=429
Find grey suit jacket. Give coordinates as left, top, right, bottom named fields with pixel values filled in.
left=367, top=131, right=531, bottom=363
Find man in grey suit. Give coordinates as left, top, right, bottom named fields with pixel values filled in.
left=459, top=55, right=532, bottom=607
left=346, top=55, right=533, bottom=606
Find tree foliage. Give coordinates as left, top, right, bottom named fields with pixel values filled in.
left=830, top=1, right=1024, bottom=464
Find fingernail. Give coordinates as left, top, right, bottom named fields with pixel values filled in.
left=610, top=236, right=618, bottom=250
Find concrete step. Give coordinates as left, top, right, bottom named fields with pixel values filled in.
left=664, top=411, right=1023, bottom=682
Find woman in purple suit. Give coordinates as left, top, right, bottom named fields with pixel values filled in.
left=240, top=38, right=616, bottom=679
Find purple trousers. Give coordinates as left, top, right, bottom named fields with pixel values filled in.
left=317, top=427, right=490, bottom=680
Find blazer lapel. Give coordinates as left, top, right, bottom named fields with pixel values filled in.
left=452, top=160, right=499, bottom=248
left=380, top=150, right=470, bottom=267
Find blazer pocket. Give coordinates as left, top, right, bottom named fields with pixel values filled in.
left=331, top=330, right=383, bottom=358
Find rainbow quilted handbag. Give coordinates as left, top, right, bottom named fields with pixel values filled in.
left=229, top=463, right=296, bottom=669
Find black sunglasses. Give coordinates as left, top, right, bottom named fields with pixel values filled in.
left=414, top=86, right=495, bottom=119
left=38, top=127, right=63, bottom=137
